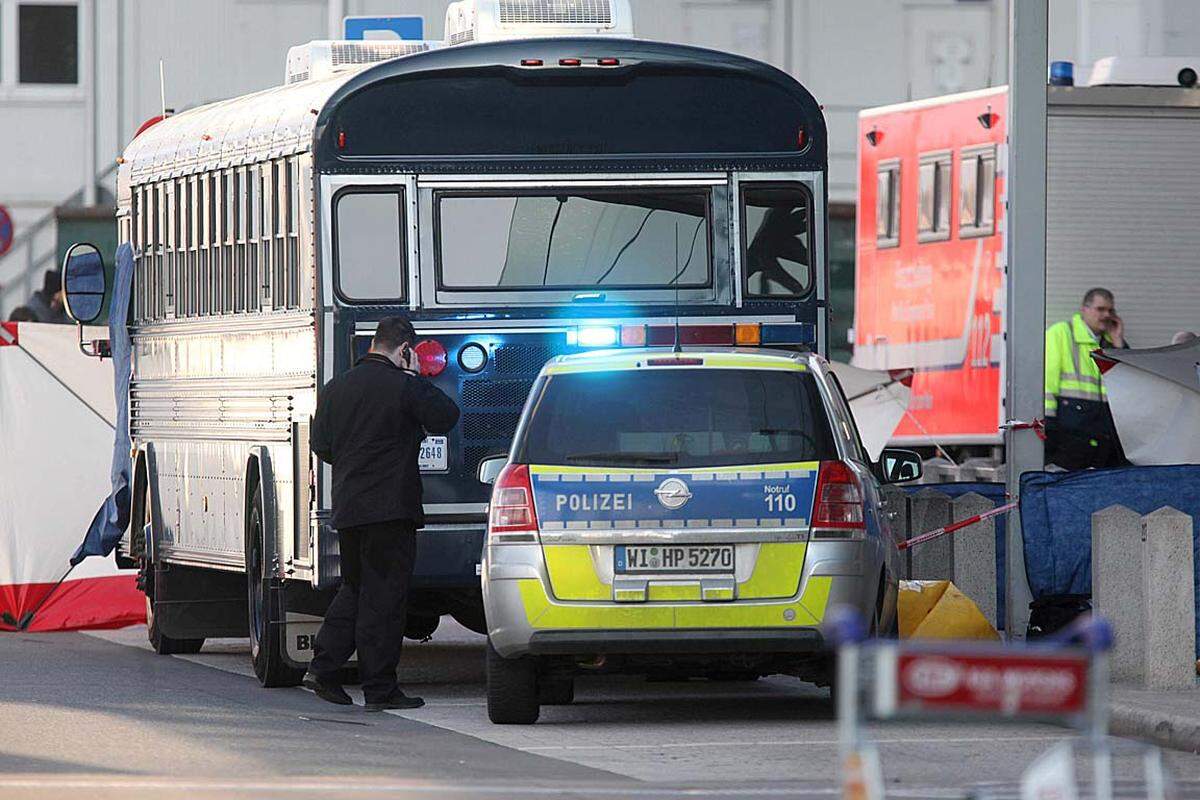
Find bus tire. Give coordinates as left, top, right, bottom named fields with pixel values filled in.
left=405, top=613, right=440, bottom=641
left=146, top=596, right=204, bottom=655
left=141, top=489, right=204, bottom=655
left=246, top=482, right=304, bottom=688
left=486, top=638, right=540, bottom=724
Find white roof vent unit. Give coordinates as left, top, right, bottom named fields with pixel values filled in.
left=285, top=40, right=440, bottom=84
left=444, top=0, right=633, bottom=46
left=1087, top=56, right=1200, bottom=88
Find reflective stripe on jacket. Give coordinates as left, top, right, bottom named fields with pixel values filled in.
left=1044, top=313, right=1113, bottom=417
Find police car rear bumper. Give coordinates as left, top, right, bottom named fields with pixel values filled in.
left=526, top=628, right=824, bottom=656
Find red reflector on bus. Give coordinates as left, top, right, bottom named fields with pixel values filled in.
left=598, top=58, right=620, bottom=66
left=521, top=59, right=543, bottom=66
left=646, top=357, right=704, bottom=366
left=559, top=58, right=582, bottom=66
left=415, top=339, right=448, bottom=377
left=337, top=130, right=347, bottom=150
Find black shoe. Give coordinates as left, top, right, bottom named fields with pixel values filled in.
left=303, top=671, right=353, bottom=706
left=364, top=690, right=425, bottom=712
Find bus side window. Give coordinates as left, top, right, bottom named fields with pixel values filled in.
left=741, top=183, right=813, bottom=299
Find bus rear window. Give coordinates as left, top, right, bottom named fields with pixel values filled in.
left=335, top=189, right=406, bottom=302
left=436, top=190, right=711, bottom=291
left=516, top=368, right=837, bottom=469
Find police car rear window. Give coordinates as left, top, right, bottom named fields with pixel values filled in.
left=516, top=369, right=838, bottom=469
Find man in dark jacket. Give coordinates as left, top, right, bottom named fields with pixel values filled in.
left=304, top=315, right=460, bottom=711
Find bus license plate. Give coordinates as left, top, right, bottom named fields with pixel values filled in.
left=419, top=436, right=448, bottom=472
left=615, top=545, right=734, bottom=574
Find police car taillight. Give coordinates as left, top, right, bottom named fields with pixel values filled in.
left=488, top=463, right=540, bottom=543
left=811, top=460, right=865, bottom=538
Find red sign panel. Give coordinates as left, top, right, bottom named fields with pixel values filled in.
left=895, top=650, right=1089, bottom=718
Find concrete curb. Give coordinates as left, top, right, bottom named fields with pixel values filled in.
left=1110, top=702, right=1200, bottom=753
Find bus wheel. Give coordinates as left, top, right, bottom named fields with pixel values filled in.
left=486, top=638, right=540, bottom=724
left=246, top=483, right=304, bottom=688
left=142, top=498, right=203, bottom=655
left=405, top=614, right=440, bottom=641
left=146, top=595, right=204, bottom=655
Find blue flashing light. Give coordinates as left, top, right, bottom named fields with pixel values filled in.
left=1049, top=61, right=1075, bottom=86
left=567, top=326, right=619, bottom=348
left=761, top=323, right=816, bottom=346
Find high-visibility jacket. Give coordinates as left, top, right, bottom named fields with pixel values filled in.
left=1044, top=313, right=1112, bottom=418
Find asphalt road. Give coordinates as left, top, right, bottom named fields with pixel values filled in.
left=3, top=622, right=1200, bottom=799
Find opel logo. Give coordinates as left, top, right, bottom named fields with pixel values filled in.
left=654, top=477, right=692, bottom=510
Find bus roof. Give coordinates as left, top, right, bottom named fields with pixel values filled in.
left=122, top=37, right=825, bottom=185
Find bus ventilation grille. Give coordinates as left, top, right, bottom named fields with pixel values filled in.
left=498, top=0, right=612, bottom=26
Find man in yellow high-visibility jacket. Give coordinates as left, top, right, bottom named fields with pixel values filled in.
left=1044, top=287, right=1128, bottom=470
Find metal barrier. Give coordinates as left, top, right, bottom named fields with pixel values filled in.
left=826, top=607, right=1173, bottom=800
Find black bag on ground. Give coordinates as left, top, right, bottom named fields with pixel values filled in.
left=1026, top=594, right=1092, bottom=640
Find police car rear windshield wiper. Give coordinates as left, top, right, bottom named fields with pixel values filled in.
left=565, top=452, right=680, bottom=465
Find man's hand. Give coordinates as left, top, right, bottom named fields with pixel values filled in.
left=1107, top=313, right=1126, bottom=348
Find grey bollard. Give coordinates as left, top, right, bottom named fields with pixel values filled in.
left=1141, top=507, right=1196, bottom=689
left=952, top=493, right=998, bottom=628
left=880, top=486, right=911, bottom=578
left=910, top=489, right=953, bottom=581
left=1091, top=505, right=1146, bottom=683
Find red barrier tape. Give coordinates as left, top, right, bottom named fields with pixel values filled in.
left=897, top=501, right=1018, bottom=551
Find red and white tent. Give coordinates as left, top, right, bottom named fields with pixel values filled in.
left=0, top=321, right=142, bottom=631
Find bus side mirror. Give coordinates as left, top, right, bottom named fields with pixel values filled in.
left=477, top=456, right=508, bottom=485
left=878, top=448, right=922, bottom=483
left=62, top=242, right=107, bottom=325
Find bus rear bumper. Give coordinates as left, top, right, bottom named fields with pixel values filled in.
left=412, top=523, right=485, bottom=590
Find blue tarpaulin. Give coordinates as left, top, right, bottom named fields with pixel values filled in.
left=1019, top=465, right=1200, bottom=654
left=71, top=243, right=133, bottom=565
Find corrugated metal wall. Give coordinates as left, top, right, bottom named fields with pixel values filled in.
left=1047, top=112, right=1200, bottom=346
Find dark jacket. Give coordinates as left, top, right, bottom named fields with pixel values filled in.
left=312, top=353, right=460, bottom=529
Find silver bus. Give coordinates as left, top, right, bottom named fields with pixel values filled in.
left=101, top=10, right=830, bottom=686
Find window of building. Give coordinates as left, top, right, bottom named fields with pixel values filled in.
left=16, top=2, right=78, bottom=85
left=741, top=183, right=812, bottom=298
left=960, top=146, right=997, bottom=237
left=335, top=188, right=406, bottom=303
left=875, top=160, right=900, bottom=248
left=917, top=153, right=951, bottom=242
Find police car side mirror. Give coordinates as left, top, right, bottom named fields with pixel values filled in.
left=878, top=448, right=923, bottom=483
left=477, top=456, right=508, bottom=485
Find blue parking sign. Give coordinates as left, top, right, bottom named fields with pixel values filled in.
left=343, top=16, right=424, bottom=41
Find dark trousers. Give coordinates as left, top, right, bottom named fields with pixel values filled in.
left=310, top=520, right=416, bottom=703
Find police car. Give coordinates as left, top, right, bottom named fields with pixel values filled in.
left=477, top=348, right=921, bottom=724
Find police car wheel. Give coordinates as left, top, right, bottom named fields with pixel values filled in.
left=486, top=638, right=540, bottom=724
left=246, top=484, right=305, bottom=688
left=538, top=676, right=574, bottom=706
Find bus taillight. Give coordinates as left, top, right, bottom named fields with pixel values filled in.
left=415, top=339, right=448, bottom=377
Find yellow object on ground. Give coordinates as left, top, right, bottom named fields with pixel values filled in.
left=898, top=580, right=1000, bottom=641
